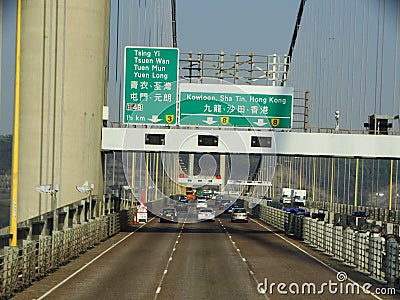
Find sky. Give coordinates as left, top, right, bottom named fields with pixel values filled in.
left=0, top=0, right=301, bottom=135
left=176, top=0, right=300, bottom=55
left=0, top=0, right=16, bottom=135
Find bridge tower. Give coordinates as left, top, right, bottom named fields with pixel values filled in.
left=14, top=1, right=110, bottom=222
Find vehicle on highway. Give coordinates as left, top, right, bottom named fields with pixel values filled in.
left=215, top=195, right=224, bottom=206
left=198, top=208, right=215, bottom=221
left=185, top=187, right=196, bottom=202
left=231, top=208, right=248, bottom=222
left=196, top=197, right=208, bottom=209
left=175, top=198, right=189, bottom=212
left=280, top=187, right=293, bottom=204
left=159, top=207, right=178, bottom=223
left=352, top=210, right=368, bottom=219
left=282, top=204, right=310, bottom=216
left=226, top=203, right=238, bottom=214
left=219, top=199, right=231, bottom=211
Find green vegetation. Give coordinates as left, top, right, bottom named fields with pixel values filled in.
left=0, top=135, right=12, bottom=173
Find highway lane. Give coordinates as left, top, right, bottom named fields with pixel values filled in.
left=12, top=218, right=184, bottom=300
left=156, top=217, right=265, bottom=300
left=12, top=208, right=400, bottom=300
left=218, top=214, right=398, bottom=300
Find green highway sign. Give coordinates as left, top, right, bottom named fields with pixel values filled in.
left=179, top=83, right=293, bottom=129
left=123, top=46, right=179, bottom=125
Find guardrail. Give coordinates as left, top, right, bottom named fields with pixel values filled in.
left=0, top=213, right=121, bottom=299
left=309, top=201, right=400, bottom=224
left=244, top=199, right=400, bottom=289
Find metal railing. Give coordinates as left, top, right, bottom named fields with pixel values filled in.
left=0, top=213, right=121, bottom=299
left=245, top=199, right=400, bottom=289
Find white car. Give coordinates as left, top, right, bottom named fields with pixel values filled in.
left=198, top=208, right=215, bottom=221
left=231, top=208, right=248, bottom=223
left=196, top=197, right=208, bottom=209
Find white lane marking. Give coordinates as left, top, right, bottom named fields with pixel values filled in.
left=218, top=218, right=270, bottom=300
left=250, top=218, right=384, bottom=300
left=154, top=221, right=185, bottom=300
left=36, top=218, right=154, bottom=300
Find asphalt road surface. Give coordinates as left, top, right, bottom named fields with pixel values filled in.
left=12, top=206, right=400, bottom=300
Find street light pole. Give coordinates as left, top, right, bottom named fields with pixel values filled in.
left=36, top=184, right=60, bottom=233
left=77, top=181, right=94, bottom=220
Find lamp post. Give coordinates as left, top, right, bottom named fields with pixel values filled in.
left=334, top=110, right=340, bottom=133
left=375, top=192, right=384, bottom=207
left=77, top=181, right=94, bottom=220
left=35, top=184, right=60, bottom=233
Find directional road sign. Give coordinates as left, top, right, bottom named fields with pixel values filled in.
left=179, top=83, right=293, bottom=129
left=123, top=46, right=179, bottom=125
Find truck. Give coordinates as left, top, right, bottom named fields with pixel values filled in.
left=292, top=189, right=307, bottom=205
left=280, top=188, right=293, bottom=204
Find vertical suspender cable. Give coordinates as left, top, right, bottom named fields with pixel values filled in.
left=330, top=158, right=334, bottom=208
left=395, top=161, right=398, bottom=210
left=137, top=0, right=141, bottom=45
left=359, top=0, right=366, bottom=126
left=128, top=0, right=132, bottom=45
left=374, top=0, right=381, bottom=113
left=119, top=1, right=124, bottom=122
left=143, top=0, right=147, bottom=45
left=131, top=151, right=135, bottom=202
left=360, top=159, right=364, bottom=206
left=155, top=153, right=159, bottom=200
left=389, top=160, right=393, bottom=210
left=339, top=0, right=345, bottom=124
left=45, top=0, right=54, bottom=211
left=363, top=0, right=370, bottom=121
left=10, top=0, right=22, bottom=247
left=115, top=0, right=120, bottom=123
left=378, top=0, right=385, bottom=114
left=349, top=0, right=357, bottom=130
left=171, top=0, right=177, bottom=47
left=283, top=0, right=306, bottom=85
left=51, top=0, right=60, bottom=232
left=336, top=157, right=340, bottom=203
left=312, top=157, right=316, bottom=202
left=354, top=158, right=359, bottom=206
left=345, top=1, right=352, bottom=129
left=393, top=0, right=399, bottom=116
left=58, top=0, right=67, bottom=208
left=347, top=159, right=351, bottom=205
left=39, top=0, right=48, bottom=216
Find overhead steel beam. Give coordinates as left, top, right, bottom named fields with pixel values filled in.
left=102, top=127, right=400, bottom=159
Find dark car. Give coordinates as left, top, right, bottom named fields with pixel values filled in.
left=175, top=199, right=189, bottom=212
left=160, top=207, right=178, bottom=223
left=215, top=195, right=225, bottom=206
left=283, top=205, right=310, bottom=216
left=219, top=199, right=232, bottom=212
left=226, top=204, right=239, bottom=214
left=353, top=210, right=368, bottom=219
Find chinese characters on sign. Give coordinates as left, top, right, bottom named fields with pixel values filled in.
left=123, top=47, right=179, bottom=125
left=179, top=83, right=293, bottom=129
